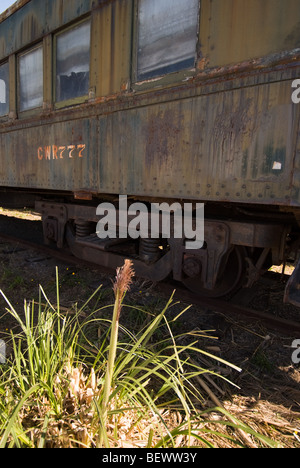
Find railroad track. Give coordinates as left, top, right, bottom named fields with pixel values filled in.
left=157, top=283, right=300, bottom=336
left=0, top=228, right=299, bottom=336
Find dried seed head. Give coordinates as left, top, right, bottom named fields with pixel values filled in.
left=113, top=259, right=134, bottom=298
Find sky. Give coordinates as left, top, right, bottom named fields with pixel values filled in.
left=0, top=0, right=17, bottom=14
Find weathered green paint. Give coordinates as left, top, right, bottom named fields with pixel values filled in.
left=0, top=0, right=299, bottom=209
left=1, top=69, right=299, bottom=207
left=0, top=0, right=93, bottom=59
left=261, top=146, right=286, bottom=177
left=97, top=76, right=299, bottom=205
left=200, top=0, right=300, bottom=68
left=0, top=117, right=99, bottom=192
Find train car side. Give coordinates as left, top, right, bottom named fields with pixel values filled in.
left=0, top=0, right=299, bottom=302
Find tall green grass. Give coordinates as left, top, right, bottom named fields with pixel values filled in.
left=0, top=262, right=280, bottom=448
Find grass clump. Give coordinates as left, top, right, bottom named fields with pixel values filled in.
left=0, top=262, right=280, bottom=448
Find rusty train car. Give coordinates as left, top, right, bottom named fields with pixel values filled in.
left=0, top=0, right=300, bottom=304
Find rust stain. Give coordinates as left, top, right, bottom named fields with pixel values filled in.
left=145, top=109, right=183, bottom=168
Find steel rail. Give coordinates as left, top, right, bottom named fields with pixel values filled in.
left=156, top=282, right=300, bottom=336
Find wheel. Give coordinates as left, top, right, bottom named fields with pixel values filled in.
left=182, top=246, right=246, bottom=299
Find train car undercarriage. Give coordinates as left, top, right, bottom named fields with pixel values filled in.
left=34, top=198, right=297, bottom=305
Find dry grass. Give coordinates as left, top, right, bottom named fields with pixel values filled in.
left=0, top=207, right=41, bottom=221
left=0, top=210, right=299, bottom=449
left=0, top=263, right=289, bottom=449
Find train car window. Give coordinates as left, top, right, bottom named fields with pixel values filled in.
left=0, top=62, right=9, bottom=116
left=55, top=20, right=91, bottom=103
left=19, top=45, right=43, bottom=112
left=137, top=0, right=199, bottom=81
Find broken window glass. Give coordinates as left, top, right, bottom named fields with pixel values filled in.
left=0, top=62, right=9, bottom=116
left=19, top=45, right=43, bottom=112
left=137, top=0, right=199, bottom=81
left=56, top=20, right=91, bottom=103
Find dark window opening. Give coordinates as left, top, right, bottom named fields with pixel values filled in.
left=56, top=20, right=91, bottom=103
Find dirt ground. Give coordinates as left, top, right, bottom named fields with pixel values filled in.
left=0, top=209, right=299, bottom=447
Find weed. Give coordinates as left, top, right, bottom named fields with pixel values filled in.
left=0, top=263, right=279, bottom=448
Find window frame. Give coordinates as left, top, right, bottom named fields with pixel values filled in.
left=17, top=43, right=44, bottom=115
left=133, top=0, right=200, bottom=89
left=0, top=61, right=9, bottom=119
left=53, top=18, right=92, bottom=109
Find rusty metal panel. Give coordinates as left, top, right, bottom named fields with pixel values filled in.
left=0, top=0, right=46, bottom=59
left=0, top=0, right=299, bottom=213
left=200, top=0, right=300, bottom=69
left=0, top=71, right=299, bottom=208
left=0, top=0, right=93, bottom=61
left=0, top=117, right=99, bottom=192
left=91, top=0, right=133, bottom=98
left=291, top=111, right=300, bottom=201
left=99, top=74, right=300, bottom=206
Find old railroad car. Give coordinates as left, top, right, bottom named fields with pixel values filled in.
left=0, top=0, right=300, bottom=304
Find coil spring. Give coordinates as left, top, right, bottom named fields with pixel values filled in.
left=139, top=238, right=161, bottom=264
left=75, top=220, right=94, bottom=238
